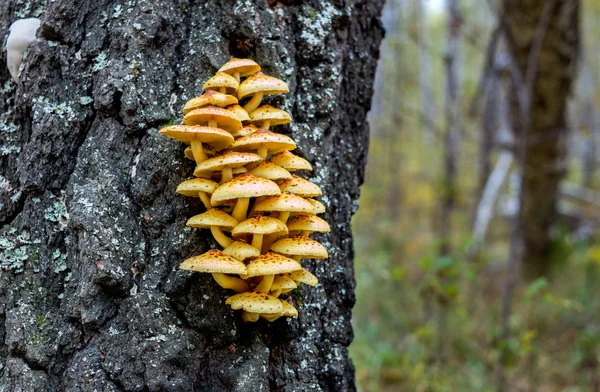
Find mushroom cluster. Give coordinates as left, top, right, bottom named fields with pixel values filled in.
left=160, top=58, right=330, bottom=322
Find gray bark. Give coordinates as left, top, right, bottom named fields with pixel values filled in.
left=0, top=0, right=384, bottom=390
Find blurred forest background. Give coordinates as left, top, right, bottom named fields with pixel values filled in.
left=350, top=0, right=599, bottom=391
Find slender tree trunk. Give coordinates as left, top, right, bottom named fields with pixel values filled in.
left=503, top=0, right=580, bottom=278
left=417, top=0, right=435, bottom=143
left=0, top=1, right=385, bottom=390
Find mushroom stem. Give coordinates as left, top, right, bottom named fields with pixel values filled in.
left=251, top=233, right=264, bottom=251
left=232, top=197, right=250, bottom=222
left=190, top=140, right=208, bottom=164
left=293, top=255, right=302, bottom=262
left=261, top=235, right=276, bottom=254
left=210, top=226, right=233, bottom=248
left=233, top=72, right=241, bottom=83
left=278, top=211, right=290, bottom=223
left=208, top=120, right=217, bottom=128
left=242, top=311, right=259, bottom=322
left=219, top=87, right=226, bottom=94
left=221, top=167, right=233, bottom=184
left=261, top=120, right=271, bottom=129
left=243, top=92, right=263, bottom=113
left=211, top=273, right=249, bottom=293
left=198, top=192, right=212, bottom=209
left=257, top=146, right=268, bottom=159
left=271, top=289, right=282, bottom=298
left=256, top=274, right=274, bottom=293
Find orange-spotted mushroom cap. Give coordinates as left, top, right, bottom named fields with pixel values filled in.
left=223, top=240, right=260, bottom=261
left=183, top=90, right=238, bottom=114
left=183, top=105, right=242, bottom=134
left=232, top=216, right=288, bottom=237
left=280, top=299, right=298, bottom=317
left=253, top=193, right=315, bottom=214
left=231, top=129, right=296, bottom=155
left=249, top=162, right=293, bottom=181
left=186, top=209, right=238, bottom=231
left=159, top=125, right=234, bottom=149
left=288, top=268, right=318, bottom=286
left=211, top=174, right=280, bottom=206
left=193, top=151, right=262, bottom=177
left=179, top=249, right=246, bottom=274
left=225, top=291, right=283, bottom=314
left=176, top=178, right=219, bottom=197
left=245, top=252, right=302, bottom=278
left=270, top=151, right=313, bottom=172
left=270, top=236, right=328, bottom=259
left=306, top=199, right=326, bottom=214
left=237, top=73, right=289, bottom=100
left=203, top=72, right=239, bottom=94
left=287, top=214, right=330, bottom=233
left=278, top=175, right=322, bottom=198
left=249, top=105, right=292, bottom=126
left=227, top=104, right=251, bottom=123
left=270, top=275, right=297, bottom=292
left=232, top=124, right=259, bottom=139
left=218, top=58, right=261, bottom=78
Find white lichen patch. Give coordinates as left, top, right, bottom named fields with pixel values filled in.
left=298, top=4, right=340, bottom=47
left=0, top=229, right=33, bottom=273
left=32, top=96, right=77, bottom=125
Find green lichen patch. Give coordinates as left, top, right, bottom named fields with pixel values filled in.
left=43, top=192, right=69, bottom=231
left=0, top=229, right=36, bottom=273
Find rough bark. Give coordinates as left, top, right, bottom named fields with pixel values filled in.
left=503, top=0, right=579, bottom=278
left=0, top=0, right=384, bottom=390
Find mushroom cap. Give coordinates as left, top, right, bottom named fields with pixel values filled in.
left=249, top=162, right=293, bottom=180
left=237, top=73, right=289, bottom=99
left=270, top=275, right=297, bottom=291
left=253, top=193, right=315, bottom=214
left=278, top=175, right=322, bottom=197
left=270, top=236, right=328, bottom=259
left=218, top=58, right=261, bottom=77
left=250, top=105, right=292, bottom=126
left=270, top=151, right=312, bottom=172
left=280, top=299, right=298, bottom=317
left=245, top=252, right=302, bottom=277
left=232, top=124, right=259, bottom=139
left=232, top=129, right=296, bottom=155
left=227, top=104, right=250, bottom=122
left=183, top=105, right=242, bottom=134
left=180, top=249, right=247, bottom=274
left=288, top=268, right=318, bottom=286
left=183, top=90, right=238, bottom=114
left=287, top=214, right=330, bottom=233
left=176, top=178, right=219, bottom=197
left=194, top=151, right=262, bottom=174
left=225, top=291, right=283, bottom=314
left=186, top=208, right=238, bottom=230
left=306, top=199, right=326, bottom=214
left=211, top=174, right=280, bottom=205
left=159, top=125, right=234, bottom=149
left=203, top=72, right=240, bottom=94
left=223, top=240, right=260, bottom=261
left=232, top=215, right=289, bottom=236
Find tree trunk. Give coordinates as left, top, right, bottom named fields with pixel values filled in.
left=503, top=0, right=579, bottom=278
left=0, top=1, right=384, bottom=390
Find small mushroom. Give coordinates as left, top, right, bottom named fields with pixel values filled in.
left=218, top=58, right=261, bottom=82
left=270, top=151, right=313, bottom=172
left=227, top=104, right=251, bottom=123
left=269, top=275, right=297, bottom=297
left=180, top=249, right=248, bottom=293
left=183, top=105, right=242, bottom=134
left=193, top=151, right=262, bottom=183
left=232, top=215, right=288, bottom=251
left=159, top=124, right=233, bottom=164
left=270, top=235, right=328, bottom=262
left=183, top=90, right=238, bottom=114
left=231, top=124, right=260, bottom=139
left=245, top=252, right=302, bottom=293
left=253, top=192, right=315, bottom=224
left=203, top=72, right=239, bottom=94
left=249, top=105, right=292, bottom=129
left=306, top=198, right=326, bottom=214
left=237, top=72, right=289, bottom=113
left=211, top=173, right=280, bottom=222
left=249, top=162, right=292, bottom=181
left=278, top=175, right=322, bottom=198
left=176, top=178, right=219, bottom=209
left=260, top=299, right=298, bottom=321
left=287, top=214, right=331, bottom=237
left=223, top=240, right=260, bottom=261
left=186, top=209, right=238, bottom=248
left=231, top=129, right=296, bottom=160
left=225, top=291, right=283, bottom=322
left=287, top=267, right=319, bottom=287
